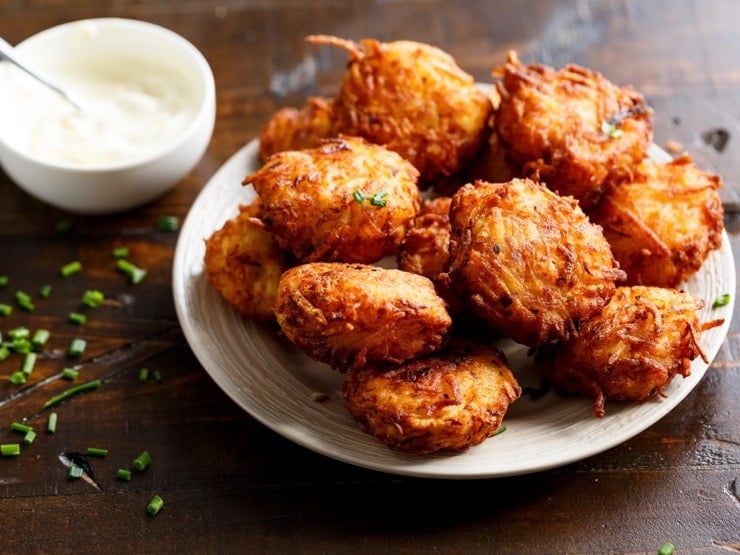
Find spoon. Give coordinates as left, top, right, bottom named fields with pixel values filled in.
left=0, top=36, right=83, bottom=111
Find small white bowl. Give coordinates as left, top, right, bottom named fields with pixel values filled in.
left=0, top=18, right=216, bottom=214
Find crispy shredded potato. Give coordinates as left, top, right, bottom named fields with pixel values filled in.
left=344, top=340, right=521, bottom=454
left=258, top=97, right=333, bottom=160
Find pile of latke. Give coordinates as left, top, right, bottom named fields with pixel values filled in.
left=204, top=37, right=725, bottom=454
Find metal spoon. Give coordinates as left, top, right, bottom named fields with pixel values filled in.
left=0, top=36, right=82, bottom=111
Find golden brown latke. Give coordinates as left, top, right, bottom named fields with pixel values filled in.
left=204, top=201, right=289, bottom=322
left=273, top=262, right=452, bottom=370
left=537, top=286, right=723, bottom=417
left=588, top=154, right=724, bottom=287
left=308, top=35, right=494, bottom=184
left=258, top=97, right=334, bottom=161
left=444, top=178, right=626, bottom=347
left=398, top=196, right=452, bottom=279
left=494, top=51, right=653, bottom=208
left=245, top=136, right=420, bottom=264
left=343, top=340, right=521, bottom=454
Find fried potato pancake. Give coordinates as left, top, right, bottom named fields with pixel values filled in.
left=494, top=51, right=653, bottom=207
left=588, top=154, right=724, bottom=287
left=258, top=97, right=334, bottom=160
left=343, top=341, right=521, bottom=454
left=398, top=196, right=452, bottom=279
left=538, top=286, right=723, bottom=417
left=245, top=136, right=420, bottom=263
left=308, top=35, right=493, bottom=184
left=445, top=178, right=626, bottom=347
left=204, top=202, right=289, bottom=322
left=273, top=262, right=452, bottom=370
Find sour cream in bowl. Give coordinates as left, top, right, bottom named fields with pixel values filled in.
left=0, top=18, right=216, bottom=213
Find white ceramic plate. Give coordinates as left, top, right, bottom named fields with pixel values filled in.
left=173, top=139, right=735, bottom=479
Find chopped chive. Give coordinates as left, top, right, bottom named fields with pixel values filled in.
left=11, top=422, right=33, bottom=434
left=147, top=494, right=164, bottom=515
left=47, top=412, right=57, bottom=433
left=712, top=293, right=731, bottom=308
left=352, top=190, right=366, bottom=204
left=68, top=312, right=87, bottom=325
left=86, top=447, right=108, bottom=457
left=1, top=443, right=21, bottom=457
left=0, top=275, right=8, bottom=288
left=60, top=260, right=82, bottom=277
left=42, top=378, right=101, bottom=409
left=493, top=424, right=507, bottom=437
left=152, top=369, right=162, bottom=383
left=0, top=345, right=9, bottom=361
left=39, top=284, right=52, bottom=299
left=61, top=367, right=79, bottom=380
left=8, top=327, right=29, bottom=340
left=601, top=120, right=624, bottom=139
left=116, top=468, right=132, bottom=481
left=658, top=543, right=675, bottom=555
left=68, top=464, right=84, bottom=479
left=157, top=215, right=179, bottom=232
left=15, top=290, right=34, bottom=311
left=22, top=430, right=36, bottom=445
left=369, top=190, right=388, bottom=207
left=112, top=246, right=129, bottom=259
left=32, top=329, right=50, bottom=349
left=133, top=450, right=152, bottom=472
left=0, top=304, right=11, bottom=316
left=138, top=367, right=150, bottom=382
left=12, top=338, right=31, bottom=354
left=81, top=289, right=105, bottom=308
left=116, top=259, right=147, bottom=284
left=21, top=353, right=37, bottom=375
left=67, top=338, right=87, bottom=357
left=9, top=371, right=26, bottom=385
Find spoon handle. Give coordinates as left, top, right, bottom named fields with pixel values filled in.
left=0, top=37, right=82, bottom=110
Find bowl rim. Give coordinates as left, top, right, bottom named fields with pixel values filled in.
left=0, top=17, right=216, bottom=174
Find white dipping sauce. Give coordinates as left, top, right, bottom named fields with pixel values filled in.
left=0, top=56, right=200, bottom=168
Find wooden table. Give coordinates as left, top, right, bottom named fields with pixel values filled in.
left=1, top=1, right=738, bottom=552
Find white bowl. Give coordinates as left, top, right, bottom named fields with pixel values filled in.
left=0, top=18, right=216, bottom=214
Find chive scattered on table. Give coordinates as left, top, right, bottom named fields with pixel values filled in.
left=60, top=260, right=82, bottom=277
left=68, top=312, right=87, bottom=325
left=22, top=430, right=36, bottom=445
left=42, top=378, right=101, bottom=409
left=116, top=468, right=132, bottom=481
left=658, top=542, right=675, bottom=555
left=112, top=247, right=129, bottom=260
left=138, top=367, right=150, bottom=382
left=11, top=422, right=33, bottom=434
left=81, top=289, right=105, bottom=308
left=61, top=367, right=79, bottom=380
left=86, top=447, right=108, bottom=457
left=0, top=304, right=11, bottom=316
left=157, top=215, right=179, bottom=232
left=21, top=353, right=37, bottom=375
left=133, top=450, right=152, bottom=472
left=712, top=293, right=731, bottom=308
left=8, top=327, right=29, bottom=340
left=15, top=291, right=34, bottom=312
left=0, top=345, right=9, bottom=361
left=67, top=338, right=87, bottom=357
left=116, top=259, right=147, bottom=284
left=1, top=443, right=21, bottom=457
left=147, top=495, right=164, bottom=515
left=11, top=337, right=31, bottom=354
left=47, top=412, right=57, bottom=433
left=9, top=371, right=26, bottom=385
left=152, top=369, right=162, bottom=383
left=39, top=284, right=52, bottom=299
left=32, top=329, right=50, bottom=349
left=0, top=275, right=8, bottom=288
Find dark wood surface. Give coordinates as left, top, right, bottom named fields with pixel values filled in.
left=1, top=1, right=739, bottom=553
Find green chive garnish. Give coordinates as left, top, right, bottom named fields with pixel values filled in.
left=1, top=443, right=21, bottom=457
left=15, top=290, right=34, bottom=311
left=157, top=215, right=179, bottom=232
left=138, top=367, right=150, bottom=382
left=116, top=468, right=132, bottom=481
left=42, top=378, right=101, bottom=409
left=47, top=412, right=57, bottom=433
left=11, top=422, right=33, bottom=434
left=0, top=304, right=11, bottom=316
left=86, top=447, right=108, bottom=457
left=658, top=543, right=675, bottom=555
left=32, top=329, right=50, bottom=349
left=147, top=495, right=164, bottom=515
left=601, top=120, right=623, bottom=139
left=0, top=345, right=9, bottom=361
left=0, top=275, right=8, bottom=288
left=68, top=312, right=87, bottom=325
left=39, top=284, right=52, bottom=299
left=67, top=338, right=87, bottom=357
left=81, top=290, right=105, bottom=308
left=12, top=338, right=31, bottom=354
left=133, top=450, right=152, bottom=472
left=117, top=259, right=147, bottom=284
left=68, top=464, right=84, bottom=479
left=369, top=191, right=388, bottom=207
left=152, top=370, right=162, bottom=383
left=22, top=430, right=36, bottom=445
left=112, top=247, right=129, bottom=259
left=60, top=260, right=82, bottom=277
left=9, top=327, right=29, bottom=340
left=21, top=353, right=37, bottom=375
left=712, top=293, right=731, bottom=308
left=9, top=371, right=26, bottom=385
left=61, top=367, right=79, bottom=380
left=352, top=190, right=366, bottom=204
